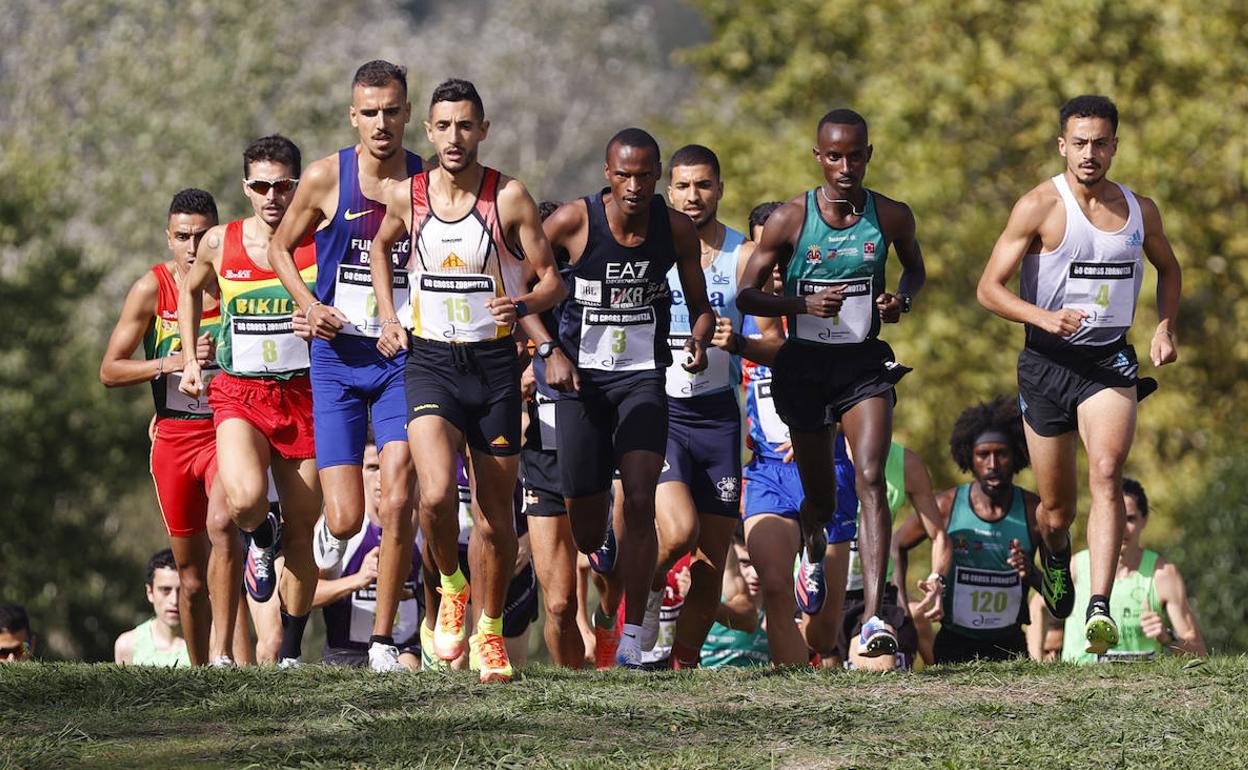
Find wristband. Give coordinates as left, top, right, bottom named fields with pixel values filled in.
left=926, top=572, right=945, bottom=586
left=307, top=300, right=324, bottom=315
left=728, top=332, right=744, bottom=355
left=153, top=355, right=166, bottom=381
left=381, top=318, right=402, bottom=327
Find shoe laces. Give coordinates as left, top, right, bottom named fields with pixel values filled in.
left=1042, top=564, right=1069, bottom=601
left=249, top=550, right=271, bottom=580
left=477, top=633, right=508, bottom=670
left=436, top=587, right=468, bottom=632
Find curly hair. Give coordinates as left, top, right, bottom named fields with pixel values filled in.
left=948, top=395, right=1029, bottom=473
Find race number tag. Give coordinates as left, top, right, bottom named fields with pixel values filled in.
left=752, top=377, right=789, bottom=444
left=164, top=366, right=220, bottom=415
left=1064, top=261, right=1136, bottom=328
left=334, top=264, right=411, bottom=337
left=231, top=316, right=309, bottom=374
left=416, top=273, right=497, bottom=342
left=950, top=566, right=1022, bottom=631
left=535, top=394, right=558, bottom=449
left=578, top=306, right=656, bottom=371
left=794, top=278, right=873, bottom=344
left=665, top=334, right=729, bottom=398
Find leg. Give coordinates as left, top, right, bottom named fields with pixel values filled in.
left=528, top=514, right=585, bottom=668
left=214, top=419, right=274, bottom=531
left=1024, top=424, right=1080, bottom=552
left=319, top=465, right=365, bottom=540
left=801, top=540, right=851, bottom=656
left=465, top=449, right=521, bottom=620
left=205, top=483, right=241, bottom=662
left=839, top=396, right=893, bottom=622
left=1077, top=387, right=1137, bottom=601
left=744, top=514, right=807, bottom=666
left=230, top=591, right=254, bottom=665
left=655, top=482, right=700, bottom=577
left=270, top=457, right=322, bottom=617
left=787, top=426, right=838, bottom=560
left=671, top=513, right=738, bottom=661
left=615, top=448, right=664, bottom=626
left=167, top=532, right=211, bottom=665
left=372, top=439, right=417, bottom=638
left=247, top=561, right=283, bottom=664
left=409, top=416, right=464, bottom=583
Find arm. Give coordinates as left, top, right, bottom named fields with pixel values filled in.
left=312, top=546, right=379, bottom=608
left=371, top=183, right=412, bottom=358
left=1138, top=196, right=1181, bottom=367
left=497, top=178, right=567, bottom=317
left=1148, top=559, right=1207, bottom=657
left=99, top=271, right=164, bottom=386
left=876, top=200, right=925, bottom=322
left=1014, top=491, right=1044, bottom=591
left=671, top=211, right=714, bottom=372
left=268, top=157, right=346, bottom=340
left=891, top=513, right=928, bottom=604
left=177, top=228, right=224, bottom=397
left=735, top=199, right=822, bottom=318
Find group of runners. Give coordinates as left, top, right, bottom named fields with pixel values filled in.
left=96, top=59, right=1201, bottom=680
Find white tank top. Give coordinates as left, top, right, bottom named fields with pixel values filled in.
left=1020, top=174, right=1144, bottom=347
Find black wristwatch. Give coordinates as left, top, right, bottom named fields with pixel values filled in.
left=535, top=340, right=557, bottom=360
left=899, top=294, right=913, bottom=314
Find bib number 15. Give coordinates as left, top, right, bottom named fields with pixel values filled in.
left=443, top=298, right=471, bottom=324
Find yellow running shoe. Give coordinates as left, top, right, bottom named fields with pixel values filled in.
left=434, top=584, right=471, bottom=661
left=469, top=632, right=513, bottom=683
left=420, top=621, right=448, bottom=671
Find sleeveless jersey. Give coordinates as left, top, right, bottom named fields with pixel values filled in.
left=846, top=441, right=907, bottom=591
left=785, top=190, right=888, bottom=347
left=1021, top=174, right=1145, bottom=350
left=1062, top=549, right=1162, bottom=663
left=144, top=264, right=221, bottom=419
left=321, top=520, right=421, bottom=652
left=702, top=609, right=769, bottom=668
left=557, top=191, right=675, bottom=375
left=129, top=618, right=190, bottom=666
left=742, top=315, right=787, bottom=461
left=941, top=484, right=1032, bottom=639
left=215, top=220, right=317, bottom=379
left=408, top=167, right=524, bottom=343
left=664, top=226, right=744, bottom=398
left=313, top=147, right=423, bottom=339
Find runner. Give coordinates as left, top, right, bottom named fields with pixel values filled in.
left=738, top=108, right=927, bottom=658
left=977, top=95, right=1182, bottom=654
left=542, top=128, right=715, bottom=667
left=178, top=134, right=321, bottom=667
left=99, top=187, right=233, bottom=666
left=267, top=60, right=423, bottom=672
left=114, top=549, right=191, bottom=666
left=369, top=78, right=566, bottom=682
left=1060, top=478, right=1207, bottom=662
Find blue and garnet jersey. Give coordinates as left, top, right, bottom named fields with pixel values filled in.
left=313, top=147, right=423, bottom=349
left=143, top=263, right=221, bottom=420
left=784, top=189, right=888, bottom=348
left=556, top=191, right=675, bottom=383
left=741, top=315, right=787, bottom=461
left=664, top=226, right=745, bottom=400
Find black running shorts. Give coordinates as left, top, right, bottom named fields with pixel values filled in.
left=771, top=338, right=910, bottom=429
left=405, top=335, right=521, bottom=456
left=555, top=371, right=667, bottom=499
left=1017, top=341, right=1157, bottom=438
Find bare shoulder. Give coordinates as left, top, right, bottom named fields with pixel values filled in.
left=495, top=174, right=537, bottom=211
left=544, top=199, right=588, bottom=242
left=760, top=194, right=806, bottom=240
left=302, top=154, right=339, bottom=190
left=202, top=224, right=227, bottom=253
left=1012, top=179, right=1063, bottom=225
left=667, top=205, right=698, bottom=238
left=1132, top=191, right=1165, bottom=229
left=872, top=191, right=916, bottom=229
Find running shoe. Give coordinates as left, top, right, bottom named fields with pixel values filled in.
left=1038, top=539, right=1076, bottom=619
left=615, top=640, right=643, bottom=670
left=244, top=511, right=282, bottom=603
left=313, top=516, right=349, bottom=571
left=368, top=641, right=405, bottom=673
left=587, top=527, right=618, bottom=574
left=795, top=547, right=827, bottom=615
left=858, top=615, right=898, bottom=659
left=640, top=587, right=665, bottom=651
left=434, top=584, right=471, bottom=661
left=420, top=621, right=448, bottom=671
left=208, top=655, right=234, bottom=668
left=594, top=624, right=620, bottom=671
left=276, top=657, right=304, bottom=669
left=469, top=632, right=514, bottom=682
left=1084, top=608, right=1121, bottom=656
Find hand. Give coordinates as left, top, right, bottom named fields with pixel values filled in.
left=195, top=332, right=215, bottom=365
left=1007, top=538, right=1030, bottom=581
left=356, top=546, right=380, bottom=588
left=1151, top=326, right=1177, bottom=367
left=520, top=362, right=537, bottom=401
left=915, top=576, right=944, bottom=621
left=1042, top=308, right=1088, bottom=337
left=710, top=315, right=734, bottom=350
left=544, top=347, right=580, bottom=393
left=876, top=292, right=903, bottom=323
left=291, top=309, right=312, bottom=341
left=802, top=285, right=845, bottom=318
left=775, top=440, right=796, bottom=464
left=307, top=303, right=347, bottom=341
left=681, top=337, right=708, bottom=374
left=376, top=322, right=409, bottom=358
left=487, top=296, right=517, bottom=327
left=1139, top=598, right=1169, bottom=643
left=179, top=360, right=203, bottom=398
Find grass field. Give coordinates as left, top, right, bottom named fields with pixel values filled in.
left=1, top=657, right=1243, bottom=769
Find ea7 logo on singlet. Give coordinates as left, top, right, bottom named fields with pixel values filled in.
left=223, top=269, right=253, bottom=280
left=606, top=261, right=650, bottom=281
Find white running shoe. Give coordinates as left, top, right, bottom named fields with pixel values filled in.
left=640, top=588, right=665, bottom=652
left=368, top=642, right=406, bottom=673
left=277, top=657, right=304, bottom=669
left=208, top=655, right=234, bottom=668
left=313, top=516, right=350, bottom=571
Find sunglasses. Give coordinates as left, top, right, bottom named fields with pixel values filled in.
left=0, top=641, right=29, bottom=657
left=243, top=178, right=299, bottom=195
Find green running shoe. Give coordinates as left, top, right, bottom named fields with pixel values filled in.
left=1084, top=610, right=1120, bottom=656
left=1038, top=540, right=1075, bottom=619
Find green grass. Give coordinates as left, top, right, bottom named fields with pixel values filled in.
left=2, top=657, right=1243, bottom=769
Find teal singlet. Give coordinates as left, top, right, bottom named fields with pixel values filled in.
left=940, top=484, right=1032, bottom=639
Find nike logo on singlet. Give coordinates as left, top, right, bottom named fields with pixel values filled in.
left=343, top=209, right=375, bottom=221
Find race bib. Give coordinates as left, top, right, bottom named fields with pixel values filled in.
left=231, top=316, right=309, bottom=374
left=665, top=334, right=729, bottom=398
left=950, top=566, right=1022, bottom=631
left=416, top=273, right=498, bottom=342
left=349, top=581, right=420, bottom=645
left=752, top=377, right=789, bottom=444
left=535, top=394, right=558, bottom=449
left=334, top=264, right=411, bottom=337
left=164, top=366, right=220, bottom=415
left=578, top=307, right=656, bottom=371
left=794, top=278, right=872, bottom=345
left=1064, top=261, right=1136, bottom=329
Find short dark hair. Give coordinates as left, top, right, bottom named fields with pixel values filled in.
left=538, top=200, right=562, bottom=222
left=146, top=548, right=177, bottom=585
left=1123, top=477, right=1149, bottom=517
left=168, top=188, right=218, bottom=223
left=0, top=604, right=29, bottom=635
left=748, top=201, right=783, bottom=233
left=430, top=78, right=484, bottom=121
left=949, top=395, right=1030, bottom=473
left=353, top=59, right=407, bottom=94
left=1060, top=95, right=1118, bottom=135
left=669, top=144, right=720, bottom=180
left=243, top=134, right=301, bottom=179
left=817, top=108, right=868, bottom=141
left=605, top=127, right=661, bottom=165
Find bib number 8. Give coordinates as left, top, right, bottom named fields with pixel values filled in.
left=443, top=298, right=471, bottom=324
left=611, top=329, right=627, bottom=354
left=1094, top=284, right=1110, bottom=309
left=971, top=589, right=1008, bottom=614
left=262, top=339, right=278, bottom=364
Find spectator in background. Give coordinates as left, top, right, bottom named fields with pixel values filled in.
left=702, top=528, right=769, bottom=668
left=0, top=604, right=33, bottom=663
left=115, top=549, right=191, bottom=666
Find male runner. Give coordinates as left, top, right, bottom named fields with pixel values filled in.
left=267, top=60, right=423, bottom=672
left=115, top=549, right=191, bottom=666
left=179, top=134, right=322, bottom=667
left=977, top=95, right=1182, bottom=654
left=738, top=108, right=926, bottom=657
left=0, top=605, right=34, bottom=663
left=1060, top=478, right=1207, bottom=662
left=100, top=188, right=231, bottom=665
left=542, top=128, right=715, bottom=667
left=370, top=78, right=566, bottom=682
